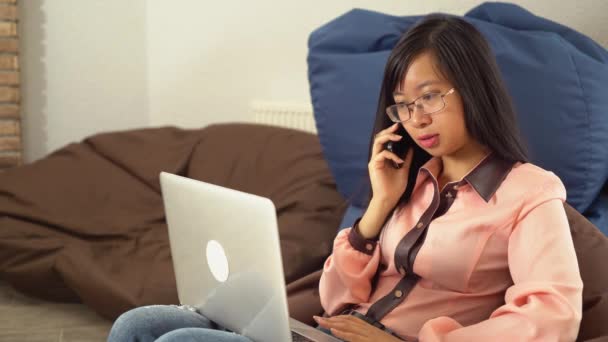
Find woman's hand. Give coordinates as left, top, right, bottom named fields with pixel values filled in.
left=369, top=123, right=413, bottom=207
left=313, top=315, right=409, bottom=342
left=355, top=123, right=415, bottom=239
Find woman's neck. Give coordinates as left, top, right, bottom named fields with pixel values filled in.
left=438, top=143, right=491, bottom=190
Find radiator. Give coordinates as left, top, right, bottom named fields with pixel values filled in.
left=250, top=101, right=317, bottom=134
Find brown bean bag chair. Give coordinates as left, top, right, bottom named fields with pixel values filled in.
left=0, top=123, right=347, bottom=320
left=564, top=204, right=608, bottom=341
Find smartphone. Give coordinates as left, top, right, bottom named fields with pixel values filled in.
left=385, top=141, right=403, bottom=169
left=384, top=125, right=411, bottom=169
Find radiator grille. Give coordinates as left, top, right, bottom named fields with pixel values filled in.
left=250, top=101, right=316, bottom=134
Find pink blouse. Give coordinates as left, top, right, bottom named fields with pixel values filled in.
left=319, top=152, right=583, bottom=341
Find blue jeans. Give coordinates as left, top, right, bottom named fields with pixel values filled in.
left=107, top=304, right=337, bottom=342
left=107, top=304, right=253, bottom=342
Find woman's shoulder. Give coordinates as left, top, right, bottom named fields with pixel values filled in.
left=502, top=161, right=567, bottom=204
left=508, top=161, right=563, bottom=185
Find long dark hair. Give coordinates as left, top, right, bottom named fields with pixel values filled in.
left=361, top=14, right=528, bottom=209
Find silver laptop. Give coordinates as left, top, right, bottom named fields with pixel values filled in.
left=160, top=172, right=340, bottom=342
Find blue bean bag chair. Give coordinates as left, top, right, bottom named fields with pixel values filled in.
left=307, top=2, right=608, bottom=235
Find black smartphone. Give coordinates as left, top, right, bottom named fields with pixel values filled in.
left=384, top=125, right=411, bottom=169
left=385, top=141, right=402, bottom=169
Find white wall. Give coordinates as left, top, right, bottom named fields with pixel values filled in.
left=19, top=0, right=148, bottom=163
left=20, top=0, right=608, bottom=163
left=147, top=0, right=608, bottom=130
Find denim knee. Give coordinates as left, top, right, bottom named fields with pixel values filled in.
left=107, top=305, right=214, bottom=342
left=155, top=328, right=253, bottom=342
left=107, top=306, right=158, bottom=342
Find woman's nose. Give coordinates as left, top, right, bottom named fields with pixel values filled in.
left=409, top=107, right=432, bottom=127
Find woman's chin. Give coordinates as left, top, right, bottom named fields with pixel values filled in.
left=420, top=145, right=443, bottom=157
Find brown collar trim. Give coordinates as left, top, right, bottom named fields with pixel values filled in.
left=464, top=152, right=517, bottom=203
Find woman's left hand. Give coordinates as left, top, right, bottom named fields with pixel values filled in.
left=313, top=315, right=405, bottom=342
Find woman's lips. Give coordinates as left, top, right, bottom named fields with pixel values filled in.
left=418, top=134, right=439, bottom=148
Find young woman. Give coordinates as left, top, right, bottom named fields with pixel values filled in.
left=313, top=14, right=582, bottom=342
left=107, top=14, right=583, bottom=342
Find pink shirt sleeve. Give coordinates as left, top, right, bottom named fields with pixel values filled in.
left=418, top=176, right=583, bottom=341
left=319, top=220, right=382, bottom=315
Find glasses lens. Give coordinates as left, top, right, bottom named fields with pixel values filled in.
left=387, top=105, right=408, bottom=122
left=397, top=104, right=411, bottom=122
left=420, top=93, right=444, bottom=114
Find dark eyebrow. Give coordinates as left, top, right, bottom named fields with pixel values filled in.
left=393, top=80, right=441, bottom=98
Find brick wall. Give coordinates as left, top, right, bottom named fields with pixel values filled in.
left=0, top=0, right=19, bottom=169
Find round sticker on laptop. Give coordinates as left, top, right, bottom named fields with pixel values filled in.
left=206, top=240, right=229, bottom=282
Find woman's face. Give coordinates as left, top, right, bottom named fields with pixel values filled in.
left=393, top=52, right=478, bottom=158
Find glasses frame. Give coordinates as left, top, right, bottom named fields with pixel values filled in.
left=386, top=88, right=456, bottom=123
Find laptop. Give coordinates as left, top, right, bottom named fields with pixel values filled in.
left=160, top=172, right=341, bottom=342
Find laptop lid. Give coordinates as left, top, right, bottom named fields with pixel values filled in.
left=160, top=172, right=292, bottom=342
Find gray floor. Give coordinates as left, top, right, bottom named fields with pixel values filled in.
left=0, top=279, right=113, bottom=342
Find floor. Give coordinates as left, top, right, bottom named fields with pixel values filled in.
left=0, top=279, right=113, bottom=342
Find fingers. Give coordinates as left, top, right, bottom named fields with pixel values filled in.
left=313, top=315, right=344, bottom=327
left=314, top=315, right=367, bottom=329
left=314, top=315, right=347, bottom=329
left=371, top=123, right=403, bottom=157
left=370, top=150, right=405, bottom=170
left=371, top=134, right=403, bottom=157
left=381, top=122, right=400, bottom=135
left=314, top=315, right=373, bottom=341
left=313, top=315, right=330, bottom=328
left=330, top=328, right=359, bottom=342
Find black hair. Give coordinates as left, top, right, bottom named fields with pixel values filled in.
left=355, top=14, right=528, bottom=210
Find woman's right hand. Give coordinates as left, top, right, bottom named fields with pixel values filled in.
left=368, top=123, right=414, bottom=209
left=357, top=123, right=414, bottom=240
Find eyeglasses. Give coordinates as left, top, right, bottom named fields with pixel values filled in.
left=386, top=88, right=455, bottom=123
